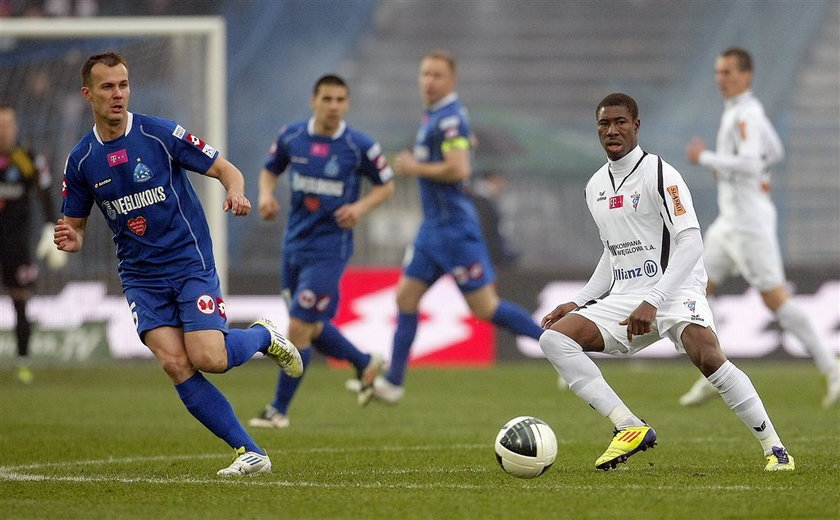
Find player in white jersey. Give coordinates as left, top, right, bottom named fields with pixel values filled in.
left=683, top=47, right=839, bottom=408
left=540, top=93, right=793, bottom=472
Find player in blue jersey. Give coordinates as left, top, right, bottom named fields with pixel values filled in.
left=52, top=52, right=303, bottom=476
left=361, top=50, right=546, bottom=405
left=248, top=75, right=395, bottom=428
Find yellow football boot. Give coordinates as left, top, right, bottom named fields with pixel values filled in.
left=595, top=425, right=657, bottom=470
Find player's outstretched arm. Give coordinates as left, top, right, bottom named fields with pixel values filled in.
left=205, top=156, right=251, bottom=217
left=54, top=217, right=87, bottom=253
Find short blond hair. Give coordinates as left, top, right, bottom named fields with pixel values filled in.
left=423, top=49, right=456, bottom=75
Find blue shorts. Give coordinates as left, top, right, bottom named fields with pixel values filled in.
left=123, top=268, right=229, bottom=343
left=404, top=224, right=496, bottom=292
left=283, top=255, right=347, bottom=323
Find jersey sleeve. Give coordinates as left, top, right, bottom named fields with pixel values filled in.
left=360, top=139, right=394, bottom=185
left=656, top=159, right=700, bottom=236
left=167, top=122, right=219, bottom=174
left=61, top=150, right=94, bottom=218
left=438, top=113, right=471, bottom=154
left=698, top=105, right=783, bottom=178
left=263, top=127, right=290, bottom=175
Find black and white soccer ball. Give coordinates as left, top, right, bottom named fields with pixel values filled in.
left=494, top=416, right=557, bottom=478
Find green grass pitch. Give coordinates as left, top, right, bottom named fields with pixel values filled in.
left=1, top=359, right=838, bottom=519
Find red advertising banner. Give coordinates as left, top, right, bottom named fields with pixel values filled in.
left=333, top=267, right=495, bottom=366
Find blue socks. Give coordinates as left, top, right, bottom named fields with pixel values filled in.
left=312, top=323, right=370, bottom=371
left=385, top=312, right=419, bottom=386
left=272, top=347, right=313, bottom=414
left=224, top=326, right=270, bottom=371
left=384, top=302, right=541, bottom=387
left=491, top=300, right=544, bottom=340
left=175, top=372, right=264, bottom=455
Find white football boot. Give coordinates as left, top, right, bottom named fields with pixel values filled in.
left=217, top=447, right=271, bottom=476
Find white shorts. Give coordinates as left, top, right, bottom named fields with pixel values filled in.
left=572, top=290, right=717, bottom=357
left=703, top=217, right=786, bottom=291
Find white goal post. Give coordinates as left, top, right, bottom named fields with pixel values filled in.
left=2, top=17, right=230, bottom=291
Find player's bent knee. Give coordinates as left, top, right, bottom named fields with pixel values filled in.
left=681, top=324, right=726, bottom=375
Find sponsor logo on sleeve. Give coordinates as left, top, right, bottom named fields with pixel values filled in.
left=666, top=185, right=686, bottom=215
left=185, top=132, right=205, bottom=149
left=201, top=144, right=217, bottom=158
left=172, top=125, right=186, bottom=139
left=107, top=149, right=129, bottom=167
left=609, top=195, right=624, bottom=209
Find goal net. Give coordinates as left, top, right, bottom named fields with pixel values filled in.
left=0, top=17, right=229, bottom=292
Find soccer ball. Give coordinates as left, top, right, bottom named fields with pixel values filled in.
left=494, top=416, right=557, bottom=479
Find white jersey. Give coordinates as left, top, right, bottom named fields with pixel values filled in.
left=699, top=90, right=784, bottom=230
left=584, top=146, right=707, bottom=296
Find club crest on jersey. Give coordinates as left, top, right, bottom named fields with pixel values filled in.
left=196, top=294, right=216, bottom=314
left=310, top=142, right=329, bottom=157
left=324, top=155, right=340, bottom=177
left=609, top=195, right=624, bottom=209
left=304, top=195, right=321, bottom=212
left=133, top=162, right=153, bottom=182
left=127, top=216, right=147, bottom=236
left=107, top=149, right=128, bottom=167
left=631, top=192, right=641, bottom=211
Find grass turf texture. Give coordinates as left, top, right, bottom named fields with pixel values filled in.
left=1, top=359, right=837, bottom=519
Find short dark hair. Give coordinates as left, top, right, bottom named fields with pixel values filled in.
left=721, top=47, right=753, bottom=72
left=81, top=52, right=127, bottom=87
left=596, top=93, right=639, bottom=120
left=313, top=74, right=348, bottom=96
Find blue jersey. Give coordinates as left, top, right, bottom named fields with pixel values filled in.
left=412, top=93, right=481, bottom=234
left=62, top=112, right=218, bottom=285
left=264, top=118, right=393, bottom=260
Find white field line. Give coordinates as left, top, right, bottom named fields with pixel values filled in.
left=0, top=442, right=803, bottom=491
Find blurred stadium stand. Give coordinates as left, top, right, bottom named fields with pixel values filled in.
left=1, top=0, right=837, bottom=296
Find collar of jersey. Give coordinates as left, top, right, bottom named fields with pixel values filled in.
left=607, top=145, right=644, bottom=177
left=427, top=92, right=458, bottom=112
left=93, top=112, right=134, bottom=145
left=307, top=117, right=346, bottom=140
left=725, top=89, right=753, bottom=109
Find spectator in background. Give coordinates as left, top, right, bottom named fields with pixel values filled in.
left=363, top=50, right=546, bottom=405
left=468, top=170, right=519, bottom=268
left=681, top=47, right=839, bottom=408
left=0, top=104, right=66, bottom=384
left=249, top=74, right=394, bottom=428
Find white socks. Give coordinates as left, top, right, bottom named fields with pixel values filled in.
left=539, top=330, right=643, bottom=430
left=775, top=299, right=836, bottom=376
left=707, top=360, right=782, bottom=454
